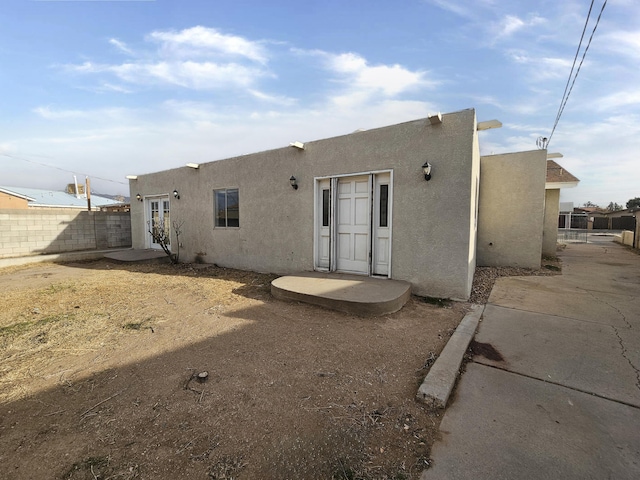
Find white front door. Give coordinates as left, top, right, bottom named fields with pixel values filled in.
left=148, top=197, right=171, bottom=250
left=315, top=172, right=392, bottom=276
left=336, top=175, right=371, bottom=274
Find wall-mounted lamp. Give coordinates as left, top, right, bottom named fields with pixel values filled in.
left=173, top=189, right=180, bottom=199
left=421, top=162, right=432, bottom=181
left=289, top=141, right=305, bottom=150
left=186, top=163, right=200, bottom=169
left=136, top=193, right=142, bottom=202
left=289, top=176, right=298, bottom=190
left=126, top=175, right=138, bottom=180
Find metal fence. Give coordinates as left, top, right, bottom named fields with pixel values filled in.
left=557, top=229, right=588, bottom=244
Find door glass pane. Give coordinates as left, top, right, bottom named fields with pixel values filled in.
left=322, top=189, right=330, bottom=227
left=151, top=201, right=160, bottom=237
left=226, top=189, right=239, bottom=227
left=379, top=184, right=388, bottom=227
left=215, top=191, right=227, bottom=227
left=163, top=200, right=170, bottom=245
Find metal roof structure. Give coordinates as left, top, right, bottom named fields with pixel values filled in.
left=0, top=186, right=124, bottom=210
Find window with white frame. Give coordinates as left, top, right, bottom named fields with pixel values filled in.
left=214, top=188, right=239, bottom=227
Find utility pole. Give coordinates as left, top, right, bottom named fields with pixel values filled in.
left=86, top=177, right=92, bottom=211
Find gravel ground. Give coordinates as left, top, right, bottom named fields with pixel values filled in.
left=469, top=257, right=562, bottom=305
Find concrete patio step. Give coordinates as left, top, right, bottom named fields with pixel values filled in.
left=103, top=248, right=170, bottom=263
left=271, top=271, right=411, bottom=316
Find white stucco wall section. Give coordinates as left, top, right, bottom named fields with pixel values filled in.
left=465, top=119, right=481, bottom=296
left=476, top=150, right=547, bottom=268
left=542, top=188, right=560, bottom=257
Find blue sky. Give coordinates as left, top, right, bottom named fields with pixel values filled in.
left=1, top=0, right=637, bottom=207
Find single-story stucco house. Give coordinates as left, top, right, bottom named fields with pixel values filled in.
left=128, top=108, right=576, bottom=301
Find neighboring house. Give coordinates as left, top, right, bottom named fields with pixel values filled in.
left=0, top=186, right=126, bottom=211
left=128, top=109, right=576, bottom=300
left=602, top=207, right=639, bottom=230
left=0, top=188, right=32, bottom=209
left=543, top=160, right=579, bottom=252
left=558, top=203, right=587, bottom=230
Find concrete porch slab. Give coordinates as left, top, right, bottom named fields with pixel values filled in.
left=103, top=248, right=169, bottom=263
left=271, top=272, right=411, bottom=316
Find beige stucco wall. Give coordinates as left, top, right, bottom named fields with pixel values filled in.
left=477, top=150, right=547, bottom=268
left=466, top=121, right=481, bottom=295
left=543, top=188, right=560, bottom=257
left=130, top=110, right=480, bottom=300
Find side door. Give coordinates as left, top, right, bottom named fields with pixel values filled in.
left=148, top=197, right=170, bottom=250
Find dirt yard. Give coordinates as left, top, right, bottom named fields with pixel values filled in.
left=0, top=259, right=471, bottom=480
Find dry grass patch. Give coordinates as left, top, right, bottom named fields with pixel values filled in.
left=0, top=260, right=466, bottom=479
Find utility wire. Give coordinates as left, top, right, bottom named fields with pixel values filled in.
left=1, top=152, right=128, bottom=186
left=551, top=0, right=594, bottom=134
left=548, top=0, right=607, bottom=148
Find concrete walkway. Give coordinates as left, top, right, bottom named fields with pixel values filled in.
left=423, top=242, right=640, bottom=479
left=0, top=247, right=131, bottom=268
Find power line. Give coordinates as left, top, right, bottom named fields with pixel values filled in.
left=547, top=0, right=607, bottom=148
left=551, top=0, right=594, bottom=135
left=1, top=152, right=128, bottom=186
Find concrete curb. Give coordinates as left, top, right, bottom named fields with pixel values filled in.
left=416, top=304, right=484, bottom=408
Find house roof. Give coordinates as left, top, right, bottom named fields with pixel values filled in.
left=0, top=186, right=124, bottom=209
left=0, top=187, right=35, bottom=202
left=546, top=160, right=579, bottom=189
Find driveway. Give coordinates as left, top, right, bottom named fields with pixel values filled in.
left=423, top=242, right=640, bottom=479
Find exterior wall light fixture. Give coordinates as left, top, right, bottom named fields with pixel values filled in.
left=422, top=162, right=432, bottom=181
left=136, top=193, right=142, bottom=202
left=289, top=176, right=298, bottom=190
left=173, top=189, right=180, bottom=199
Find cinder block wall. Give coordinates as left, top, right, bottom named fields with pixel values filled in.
left=0, top=209, right=131, bottom=258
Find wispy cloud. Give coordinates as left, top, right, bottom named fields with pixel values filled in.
left=66, top=60, right=266, bottom=90
left=599, top=30, right=640, bottom=60
left=147, top=26, right=268, bottom=63
left=64, top=26, right=270, bottom=91
left=328, top=52, right=433, bottom=96
left=594, top=89, right=640, bottom=111
left=248, top=89, right=297, bottom=106
left=33, top=106, right=134, bottom=121
left=426, top=0, right=475, bottom=18
left=492, top=14, right=546, bottom=40
left=292, top=49, right=435, bottom=109
left=109, top=38, right=135, bottom=56
left=507, top=50, right=575, bottom=80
